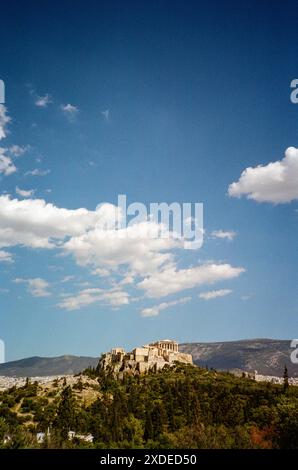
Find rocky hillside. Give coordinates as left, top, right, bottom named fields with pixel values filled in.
left=0, top=339, right=296, bottom=378
left=180, top=339, right=297, bottom=377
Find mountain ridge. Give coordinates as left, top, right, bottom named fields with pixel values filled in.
left=180, top=338, right=297, bottom=377
left=0, top=338, right=296, bottom=377
left=0, top=355, right=99, bottom=377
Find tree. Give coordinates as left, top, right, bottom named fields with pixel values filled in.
left=283, top=366, right=289, bottom=391
left=54, top=386, right=76, bottom=440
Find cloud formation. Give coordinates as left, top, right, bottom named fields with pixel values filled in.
left=61, top=104, right=79, bottom=121
left=199, top=289, right=232, bottom=300
left=0, top=250, right=14, bottom=263
left=25, top=168, right=50, bottom=177
left=228, top=147, right=298, bottom=203
left=0, top=105, right=10, bottom=140
left=141, top=296, right=191, bottom=317
left=138, top=263, right=244, bottom=298
left=9, top=145, right=29, bottom=157
left=0, top=196, right=245, bottom=309
left=16, top=187, right=35, bottom=198
left=0, top=107, right=27, bottom=177
left=63, top=220, right=179, bottom=277
left=211, top=230, right=236, bottom=241
left=14, top=277, right=51, bottom=297
left=0, top=195, right=110, bottom=248
left=58, top=287, right=129, bottom=310
left=35, top=94, right=52, bottom=107
left=0, top=148, right=17, bottom=175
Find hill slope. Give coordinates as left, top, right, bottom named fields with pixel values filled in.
left=180, top=339, right=297, bottom=377
left=0, top=355, right=98, bottom=377
left=0, top=339, right=296, bottom=377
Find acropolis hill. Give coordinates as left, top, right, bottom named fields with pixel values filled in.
left=98, top=339, right=193, bottom=377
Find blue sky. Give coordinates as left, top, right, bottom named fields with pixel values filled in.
left=0, top=0, right=298, bottom=361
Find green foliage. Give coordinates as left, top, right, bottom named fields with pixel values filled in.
left=54, top=386, right=77, bottom=440
left=0, top=365, right=298, bottom=448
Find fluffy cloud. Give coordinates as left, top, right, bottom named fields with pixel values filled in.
left=58, top=287, right=129, bottom=311
left=15, top=187, right=35, bottom=198
left=199, top=289, right=232, bottom=300
left=9, top=145, right=29, bottom=157
left=0, top=149, right=17, bottom=175
left=14, top=277, right=51, bottom=297
left=25, top=168, right=50, bottom=176
left=211, top=230, right=236, bottom=241
left=138, top=263, right=244, bottom=298
left=0, top=107, right=24, bottom=176
left=63, top=221, right=179, bottom=277
left=0, top=195, right=112, bottom=249
left=0, top=196, right=245, bottom=307
left=0, top=105, right=10, bottom=140
left=0, top=250, right=14, bottom=263
left=141, top=296, right=191, bottom=317
left=0, top=197, right=173, bottom=279
left=228, top=147, right=298, bottom=203
left=61, top=104, right=78, bottom=120
left=35, top=94, right=52, bottom=107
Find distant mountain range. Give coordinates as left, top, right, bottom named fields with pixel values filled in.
left=180, top=339, right=297, bottom=377
left=0, top=355, right=98, bottom=377
left=0, top=339, right=296, bottom=378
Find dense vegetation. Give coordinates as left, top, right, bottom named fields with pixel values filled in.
left=0, top=364, right=297, bottom=449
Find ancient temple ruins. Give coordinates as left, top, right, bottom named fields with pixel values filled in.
left=99, top=339, right=193, bottom=376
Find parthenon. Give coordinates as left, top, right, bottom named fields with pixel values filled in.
left=151, top=339, right=179, bottom=353
left=99, top=339, right=193, bottom=376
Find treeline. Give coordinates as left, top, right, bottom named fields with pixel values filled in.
left=0, top=364, right=297, bottom=448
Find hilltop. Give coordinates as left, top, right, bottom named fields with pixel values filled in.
left=0, top=363, right=297, bottom=449
left=0, top=339, right=296, bottom=378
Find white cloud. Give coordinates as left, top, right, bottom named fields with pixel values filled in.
left=58, top=287, right=129, bottom=311
left=0, top=149, right=17, bottom=175
left=228, top=147, right=298, bottom=203
left=63, top=221, right=179, bottom=277
left=0, top=196, right=245, bottom=307
left=199, top=289, right=233, bottom=300
left=211, top=230, right=236, bottom=241
left=61, top=275, right=76, bottom=283
left=9, top=145, right=29, bottom=157
left=0, top=195, right=112, bottom=249
left=141, top=296, right=191, bottom=317
left=15, top=186, right=35, bottom=198
left=0, top=108, right=26, bottom=177
left=14, top=277, right=51, bottom=297
left=61, top=103, right=78, bottom=116
left=0, top=105, right=10, bottom=140
left=0, top=250, right=14, bottom=263
left=61, top=104, right=79, bottom=122
left=35, top=94, right=52, bottom=107
left=91, top=267, right=111, bottom=277
left=25, top=168, right=50, bottom=176
left=138, top=263, right=244, bottom=298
